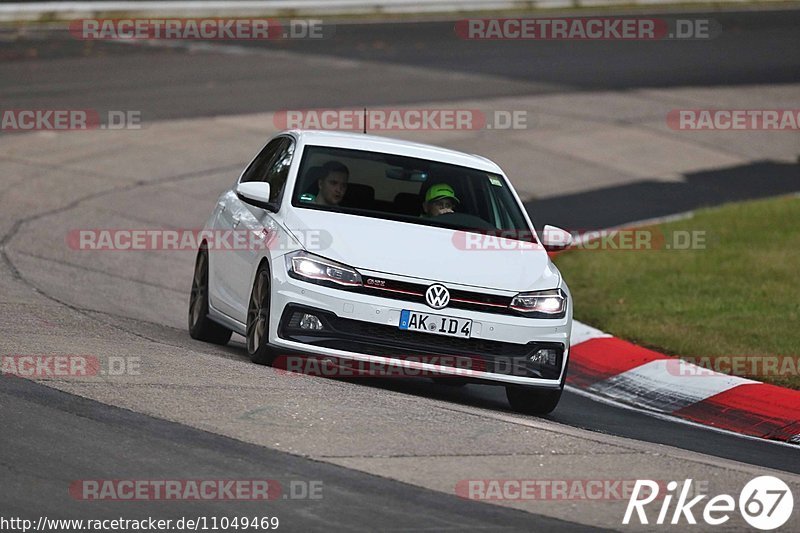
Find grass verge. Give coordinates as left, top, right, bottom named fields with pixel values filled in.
left=554, top=195, right=800, bottom=389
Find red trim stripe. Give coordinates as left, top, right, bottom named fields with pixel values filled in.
left=567, top=337, right=671, bottom=388
left=673, top=383, right=800, bottom=442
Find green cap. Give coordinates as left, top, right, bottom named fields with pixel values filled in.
left=425, top=184, right=459, bottom=204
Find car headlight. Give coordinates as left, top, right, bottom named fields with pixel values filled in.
left=285, top=251, right=362, bottom=288
left=509, top=288, right=567, bottom=318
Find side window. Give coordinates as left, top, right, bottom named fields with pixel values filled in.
left=240, top=137, right=295, bottom=204
left=241, top=138, right=283, bottom=183
left=264, top=139, right=294, bottom=203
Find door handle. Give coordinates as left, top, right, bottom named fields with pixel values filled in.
left=217, top=202, right=226, bottom=212
left=232, top=216, right=241, bottom=228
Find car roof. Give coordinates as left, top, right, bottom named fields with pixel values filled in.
left=285, top=129, right=503, bottom=173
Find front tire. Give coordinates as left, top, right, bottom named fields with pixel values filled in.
left=246, top=263, right=276, bottom=365
left=188, top=247, right=233, bottom=345
left=505, top=386, right=562, bottom=415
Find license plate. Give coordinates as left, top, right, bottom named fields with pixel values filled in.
left=398, top=310, right=472, bottom=338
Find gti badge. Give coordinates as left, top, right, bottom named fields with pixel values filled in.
left=425, top=284, right=450, bottom=310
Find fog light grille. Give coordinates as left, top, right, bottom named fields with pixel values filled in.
left=529, top=348, right=559, bottom=368
left=299, top=313, right=324, bottom=330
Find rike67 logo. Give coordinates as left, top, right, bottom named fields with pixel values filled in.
left=624, top=476, right=794, bottom=530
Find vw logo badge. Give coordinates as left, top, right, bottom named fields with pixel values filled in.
left=425, top=284, right=450, bottom=310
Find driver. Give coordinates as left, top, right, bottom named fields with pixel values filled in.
left=422, top=183, right=459, bottom=217
left=314, top=161, right=350, bottom=206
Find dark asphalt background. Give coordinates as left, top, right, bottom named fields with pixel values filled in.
left=1, top=377, right=591, bottom=532
left=2, top=11, right=799, bottom=120
left=3, top=10, right=798, bottom=228
left=1, top=8, right=799, bottom=530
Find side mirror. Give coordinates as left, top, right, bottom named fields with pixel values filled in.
left=236, top=182, right=275, bottom=211
left=541, top=225, right=573, bottom=252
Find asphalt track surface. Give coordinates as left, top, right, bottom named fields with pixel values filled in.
left=1, top=377, right=585, bottom=531
left=1, top=8, right=799, bottom=531
left=2, top=10, right=799, bottom=120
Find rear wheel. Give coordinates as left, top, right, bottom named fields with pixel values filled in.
left=505, top=385, right=562, bottom=415
left=188, top=248, right=232, bottom=345
left=246, top=263, right=276, bottom=365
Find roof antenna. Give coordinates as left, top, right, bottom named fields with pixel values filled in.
left=363, top=108, right=368, bottom=134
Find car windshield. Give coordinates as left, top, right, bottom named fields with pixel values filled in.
left=291, top=145, right=534, bottom=239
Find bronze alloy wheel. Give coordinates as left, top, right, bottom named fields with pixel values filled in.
left=246, top=264, right=276, bottom=365
left=188, top=247, right=232, bottom=345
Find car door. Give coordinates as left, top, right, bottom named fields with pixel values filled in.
left=225, top=136, right=295, bottom=323
left=207, top=188, right=246, bottom=319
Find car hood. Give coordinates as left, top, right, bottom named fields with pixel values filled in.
left=282, top=208, right=560, bottom=292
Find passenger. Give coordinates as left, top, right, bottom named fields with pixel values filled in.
left=422, top=183, right=459, bottom=217
left=314, top=161, right=350, bottom=206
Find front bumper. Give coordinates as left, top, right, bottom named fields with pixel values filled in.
left=269, top=267, right=571, bottom=387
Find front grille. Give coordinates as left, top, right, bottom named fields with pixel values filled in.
left=279, top=305, right=564, bottom=380
left=355, top=275, right=516, bottom=316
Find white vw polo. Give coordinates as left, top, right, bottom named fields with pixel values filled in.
left=189, top=130, right=574, bottom=414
